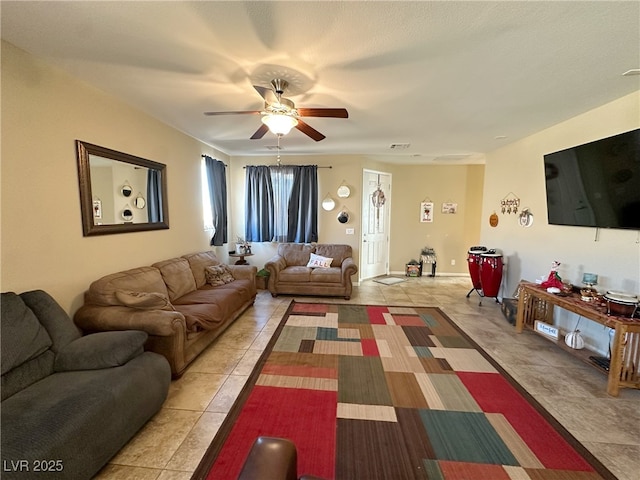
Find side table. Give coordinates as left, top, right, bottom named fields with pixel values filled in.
left=229, top=252, right=253, bottom=265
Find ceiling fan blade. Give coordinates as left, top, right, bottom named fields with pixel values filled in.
left=250, top=123, right=270, bottom=140
left=297, top=108, right=348, bottom=118
left=295, top=119, right=326, bottom=142
left=204, top=110, right=261, bottom=116
left=253, top=85, right=278, bottom=105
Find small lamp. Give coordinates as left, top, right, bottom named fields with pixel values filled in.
left=261, top=114, right=298, bottom=135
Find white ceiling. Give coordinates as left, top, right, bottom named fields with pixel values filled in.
left=2, top=1, right=639, bottom=164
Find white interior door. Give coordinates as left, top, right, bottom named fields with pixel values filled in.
left=360, top=170, right=391, bottom=280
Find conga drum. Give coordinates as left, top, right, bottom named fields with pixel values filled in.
left=480, top=249, right=503, bottom=298
left=467, top=246, right=487, bottom=290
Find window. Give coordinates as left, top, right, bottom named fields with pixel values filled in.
left=270, top=167, right=294, bottom=242
left=201, top=159, right=214, bottom=231
left=245, top=165, right=318, bottom=243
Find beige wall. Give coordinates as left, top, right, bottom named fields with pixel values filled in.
left=1, top=41, right=227, bottom=313
left=228, top=155, right=484, bottom=276
left=480, top=91, right=640, bottom=353
left=389, top=164, right=484, bottom=274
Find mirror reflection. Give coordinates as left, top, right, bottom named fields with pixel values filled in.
left=76, top=140, right=169, bottom=236
left=89, top=155, right=150, bottom=225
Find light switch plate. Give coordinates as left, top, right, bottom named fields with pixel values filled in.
left=346, top=228, right=355, bottom=235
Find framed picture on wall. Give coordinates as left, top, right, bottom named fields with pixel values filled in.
left=442, top=202, right=457, bottom=214
left=420, top=202, right=433, bottom=223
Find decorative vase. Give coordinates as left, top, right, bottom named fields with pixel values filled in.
left=565, top=330, right=585, bottom=349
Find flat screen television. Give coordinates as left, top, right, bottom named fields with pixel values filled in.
left=544, top=129, right=640, bottom=230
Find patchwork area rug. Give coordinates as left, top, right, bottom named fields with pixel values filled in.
left=373, top=276, right=408, bottom=286
left=193, top=302, right=614, bottom=480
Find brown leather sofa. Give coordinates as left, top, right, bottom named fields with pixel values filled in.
left=238, top=437, right=326, bottom=480
left=265, top=244, right=358, bottom=300
left=74, top=251, right=256, bottom=377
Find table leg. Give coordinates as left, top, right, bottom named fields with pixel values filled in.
left=516, top=290, right=527, bottom=333
left=607, top=325, right=624, bottom=397
left=234, top=255, right=248, bottom=265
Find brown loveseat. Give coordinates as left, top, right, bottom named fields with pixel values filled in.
left=265, top=243, right=357, bottom=299
left=74, top=251, right=256, bottom=377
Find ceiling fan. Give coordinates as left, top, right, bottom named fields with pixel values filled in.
left=204, top=79, right=348, bottom=141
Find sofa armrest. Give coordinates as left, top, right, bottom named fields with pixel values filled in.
left=74, top=304, right=186, bottom=337
left=341, top=257, right=358, bottom=280
left=227, top=264, right=257, bottom=280
left=238, top=437, right=298, bottom=480
left=265, top=255, right=286, bottom=276
left=54, top=330, right=148, bottom=372
left=265, top=256, right=287, bottom=291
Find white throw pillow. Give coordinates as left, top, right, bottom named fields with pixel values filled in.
left=306, top=253, right=333, bottom=268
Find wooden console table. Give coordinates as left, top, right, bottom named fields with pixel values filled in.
left=516, top=281, right=640, bottom=396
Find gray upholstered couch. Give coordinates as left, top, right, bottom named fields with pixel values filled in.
left=1, top=290, right=170, bottom=480
left=74, top=251, right=257, bottom=377
left=265, top=244, right=358, bottom=299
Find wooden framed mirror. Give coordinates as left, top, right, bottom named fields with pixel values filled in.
left=76, top=140, right=169, bottom=236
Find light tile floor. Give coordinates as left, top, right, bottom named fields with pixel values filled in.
left=94, top=276, right=640, bottom=480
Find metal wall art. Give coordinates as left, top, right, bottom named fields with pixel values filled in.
left=501, top=192, right=520, bottom=214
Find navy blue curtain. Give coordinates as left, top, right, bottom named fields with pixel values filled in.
left=287, top=165, right=318, bottom=243
left=245, top=166, right=275, bottom=242
left=147, top=169, right=162, bottom=223
left=204, top=156, right=228, bottom=246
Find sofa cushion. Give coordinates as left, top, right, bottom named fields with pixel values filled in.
left=152, top=258, right=197, bottom=301
left=310, top=267, right=342, bottom=283
left=315, top=244, right=352, bottom=267
left=1, top=293, right=55, bottom=400
left=183, top=251, right=221, bottom=288
left=307, top=253, right=333, bottom=268
left=54, top=331, right=148, bottom=372
left=279, top=266, right=312, bottom=283
left=205, top=265, right=235, bottom=286
left=172, top=279, right=256, bottom=331
left=115, top=291, right=175, bottom=310
left=85, top=267, right=169, bottom=307
left=1, top=293, right=52, bottom=376
left=21, top=290, right=82, bottom=351
left=278, top=243, right=315, bottom=266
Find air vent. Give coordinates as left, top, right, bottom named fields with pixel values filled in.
left=389, top=143, right=410, bottom=150
left=265, top=145, right=283, bottom=151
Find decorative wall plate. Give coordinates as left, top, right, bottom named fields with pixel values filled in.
left=121, top=184, right=133, bottom=197
left=518, top=208, right=534, bottom=227
left=337, top=185, right=351, bottom=198
left=134, top=195, right=146, bottom=209
left=121, top=208, right=133, bottom=221
left=337, top=211, right=350, bottom=223
left=489, top=212, right=499, bottom=227
left=321, top=195, right=336, bottom=211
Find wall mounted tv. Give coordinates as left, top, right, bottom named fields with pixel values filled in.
left=544, top=128, right=640, bottom=230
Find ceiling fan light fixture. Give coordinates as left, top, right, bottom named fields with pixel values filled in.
left=261, top=114, right=298, bottom=135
